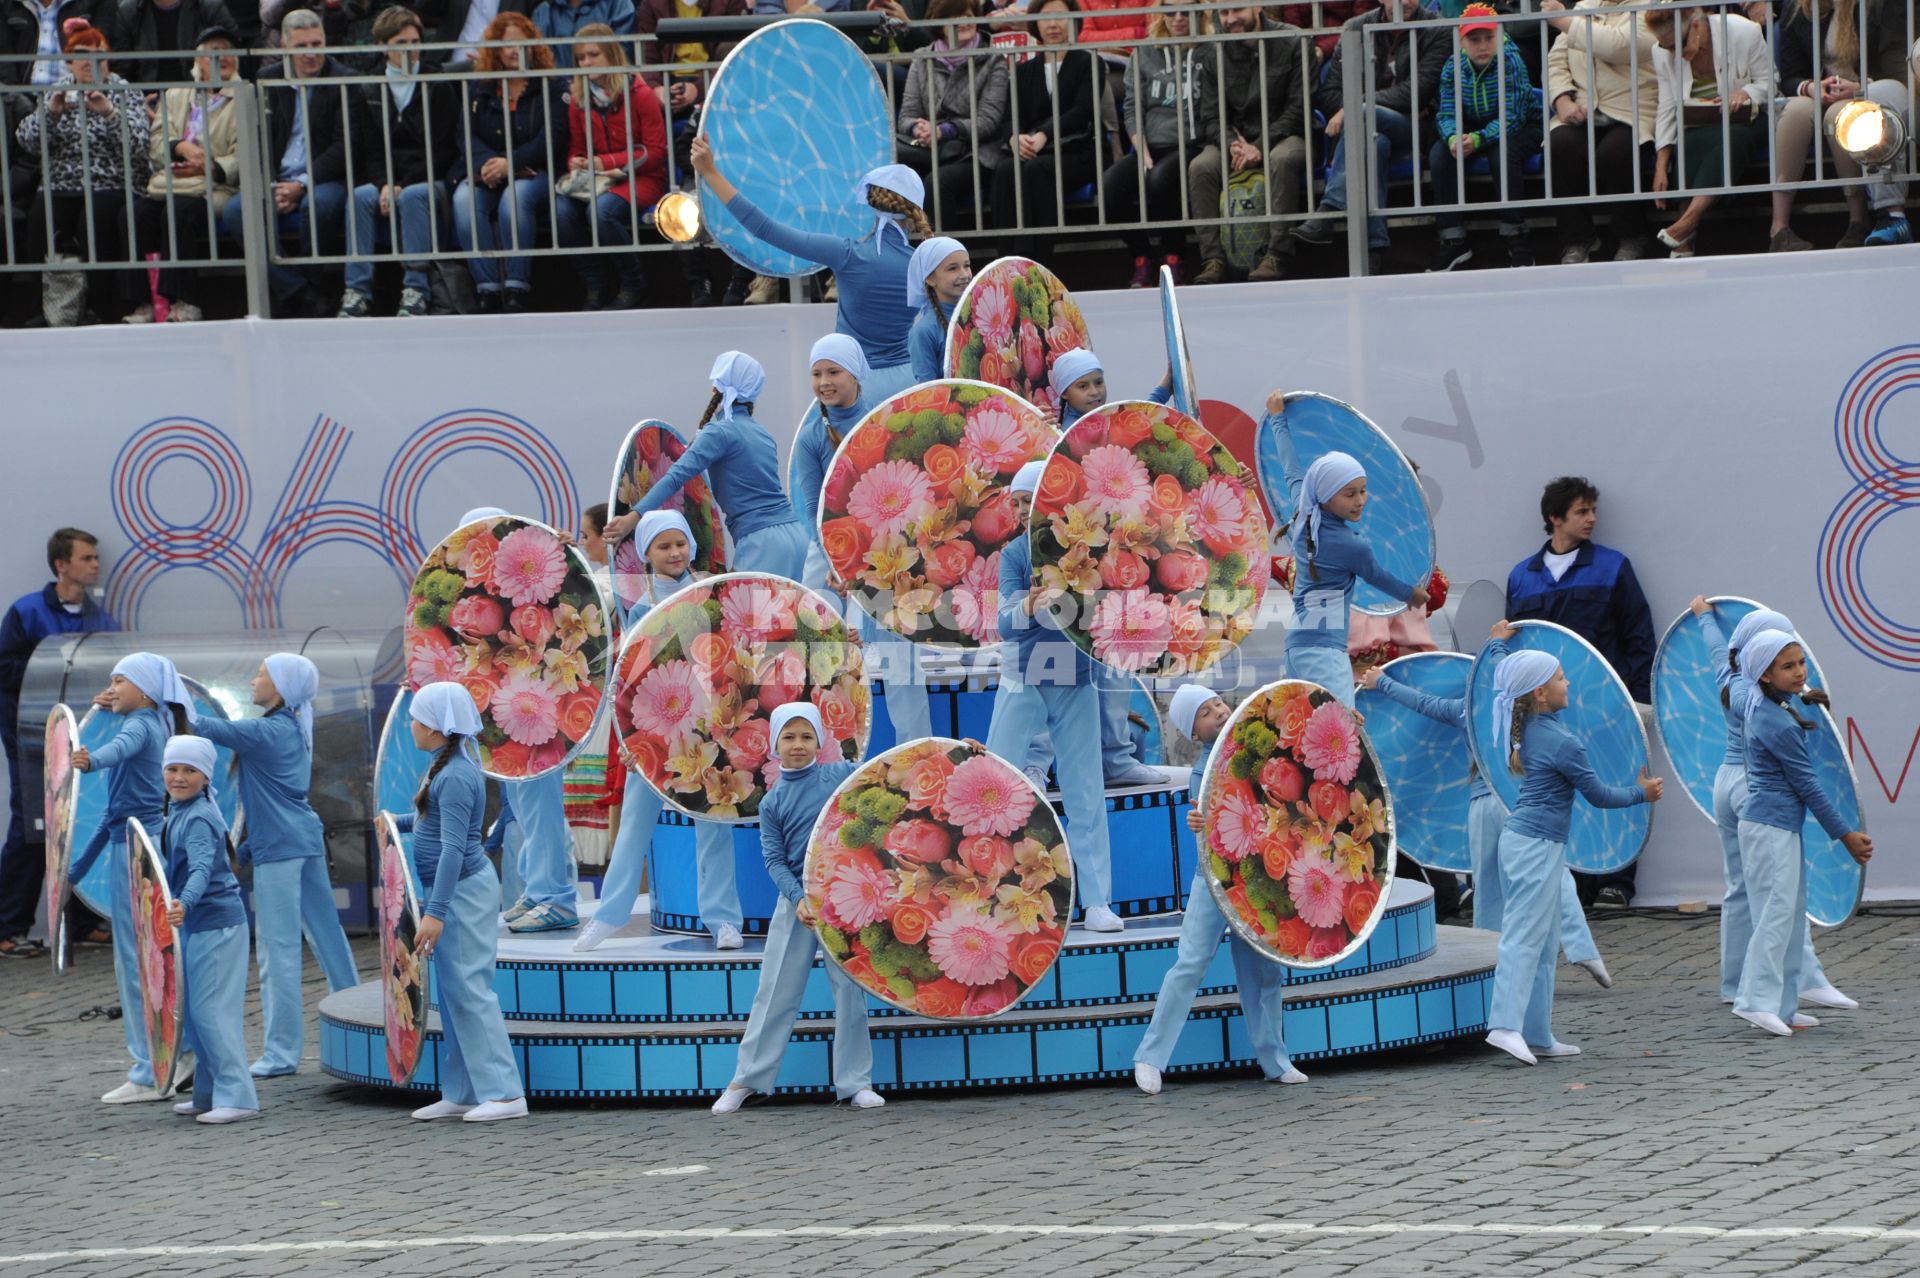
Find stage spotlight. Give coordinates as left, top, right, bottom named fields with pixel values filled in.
left=654, top=191, right=702, bottom=243
left=1831, top=99, right=1906, bottom=170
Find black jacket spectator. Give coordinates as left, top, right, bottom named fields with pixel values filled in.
left=1774, top=0, right=1912, bottom=96
left=104, top=0, right=238, bottom=82
left=2, top=0, right=108, bottom=86
left=350, top=73, right=454, bottom=189
left=1316, top=4, right=1450, bottom=140
left=261, top=54, right=356, bottom=187
left=634, top=0, right=744, bottom=90
left=448, top=73, right=565, bottom=183
left=411, top=0, right=535, bottom=65
left=1191, top=18, right=1307, bottom=152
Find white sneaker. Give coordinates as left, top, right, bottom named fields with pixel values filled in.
left=195, top=1107, right=261, bottom=1125
left=1801, top=984, right=1858, bottom=1010
left=1733, top=1008, right=1794, bottom=1037
left=1083, top=906, right=1124, bottom=933
left=410, top=1099, right=476, bottom=1121
left=1024, top=766, right=1051, bottom=794
left=714, top=924, right=744, bottom=951
left=573, top=918, right=618, bottom=953
left=165, top=300, right=203, bottom=323
left=1531, top=1041, right=1582, bottom=1059
left=101, top=1081, right=167, bottom=1104
left=1269, top=1065, right=1309, bottom=1084
left=123, top=303, right=155, bottom=324
left=848, top=1088, right=886, bottom=1110
left=1486, top=1029, right=1537, bottom=1065
left=173, top=1100, right=205, bottom=1116
left=711, top=1085, right=751, bottom=1115
left=1134, top=1062, right=1162, bottom=1095
left=462, top=1098, right=529, bottom=1122
left=1790, top=1013, right=1820, bottom=1029
left=1578, top=958, right=1613, bottom=989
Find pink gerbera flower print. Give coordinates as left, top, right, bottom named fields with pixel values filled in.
left=942, top=754, right=1036, bottom=837
left=1086, top=588, right=1172, bottom=671
left=1208, top=777, right=1264, bottom=864
left=1298, top=700, right=1362, bottom=784
left=492, top=670, right=561, bottom=746
left=971, top=277, right=1016, bottom=346
left=628, top=659, right=708, bottom=746
left=847, top=459, right=936, bottom=539
left=490, top=526, right=569, bottom=608
left=718, top=580, right=798, bottom=645
left=408, top=629, right=463, bottom=687
left=926, top=904, right=1015, bottom=986
left=1189, top=476, right=1250, bottom=556
left=1078, top=444, right=1152, bottom=519
left=961, top=403, right=1031, bottom=475
left=825, top=858, right=896, bottom=931
left=1288, top=849, right=1348, bottom=930
left=951, top=552, right=1001, bottom=646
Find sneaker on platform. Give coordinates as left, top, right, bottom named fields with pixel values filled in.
left=396, top=287, right=429, bottom=317
left=336, top=287, right=371, bottom=319
left=1105, top=761, right=1164, bottom=788
left=573, top=918, right=618, bottom=952
left=411, top=1100, right=476, bottom=1121
left=1864, top=213, right=1912, bottom=247
left=714, top=923, right=744, bottom=950
left=1024, top=765, right=1051, bottom=794
left=1083, top=905, right=1124, bottom=933
left=509, top=902, right=579, bottom=933
left=462, top=1098, right=529, bottom=1122
left=503, top=896, right=533, bottom=924
left=1127, top=255, right=1153, bottom=288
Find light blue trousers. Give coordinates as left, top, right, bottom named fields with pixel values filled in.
left=1714, top=764, right=1828, bottom=1001
left=1286, top=643, right=1356, bottom=709
left=1733, top=820, right=1809, bottom=1024
left=183, top=921, right=260, bottom=1112
left=730, top=897, right=872, bottom=1099
left=502, top=771, right=575, bottom=911
left=1027, top=660, right=1145, bottom=779
left=1487, top=830, right=1565, bottom=1047
left=862, top=360, right=919, bottom=401
left=251, top=855, right=362, bottom=1072
left=1468, top=794, right=1599, bottom=966
left=596, top=773, right=742, bottom=935
left=802, top=537, right=934, bottom=744
left=83, top=818, right=153, bottom=1085
left=1135, top=865, right=1292, bottom=1077
left=433, top=865, right=524, bottom=1106
left=732, top=520, right=809, bottom=579
left=985, top=675, right=1113, bottom=911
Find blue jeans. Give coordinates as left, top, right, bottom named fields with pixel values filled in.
left=184, top=922, right=260, bottom=1112
left=251, top=855, right=361, bottom=1072
left=500, top=770, right=574, bottom=910
left=553, top=191, right=643, bottom=291
left=433, top=863, right=524, bottom=1105
left=1135, top=864, right=1292, bottom=1077
left=729, top=897, right=872, bottom=1099
left=1430, top=128, right=1538, bottom=235
left=1317, top=105, right=1411, bottom=248
left=1713, top=764, right=1827, bottom=1001
left=345, top=182, right=443, bottom=295
left=452, top=174, right=550, bottom=293
left=219, top=180, right=348, bottom=304
left=1487, top=830, right=1565, bottom=1047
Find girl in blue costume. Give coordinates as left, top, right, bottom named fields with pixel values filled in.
left=1261, top=388, right=1429, bottom=707
left=71, top=652, right=195, bottom=1103
left=692, top=133, right=931, bottom=399
left=906, top=235, right=970, bottom=383
left=402, top=682, right=529, bottom=1123
left=791, top=332, right=933, bottom=746
left=1694, top=599, right=1855, bottom=1010
left=711, top=703, right=883, bottom=1115
left=1730, top=630, right=1873, bottom=1039
left=607, top=352, right=809, bottom=581
left=1358, top=623, right=1614, bottom=989
left=159, top=736, right=260, bottom=1125
left=1485, top=652, right=1662, bottom=1065
left=1132, top=684, right=1304, bottom=1096
left=191, top=653, right=360, bottom=1076
left=574, top=512, right=742, bottom=953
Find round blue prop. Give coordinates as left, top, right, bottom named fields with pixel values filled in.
left=376, top=688, right=425, bottom=823
left=1159, top=265, right=1198, bottom=418
left=1465, top=620, right=1651, bottom=876
left=1357, top=652, right=1473, bottom=873
left=1129, top=679, right=1165, bottom=766
left=1254, top=393, right=1434, bottom=616
left=698, top=19, right=892, bottom=280
left=1652, top=598, right=1861, bottom=927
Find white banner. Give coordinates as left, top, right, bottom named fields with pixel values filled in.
left=3, top=245, right=1916, bottom=906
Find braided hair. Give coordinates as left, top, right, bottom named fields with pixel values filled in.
left=1507, top=699, right=1537, bottom=776
left=867, top=184, right=932, bottom=240
left=696, top=388, right=754, bottom=431
left=414, top=735, right=465, bottom=818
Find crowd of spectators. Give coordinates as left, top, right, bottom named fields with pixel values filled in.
left=1, top=0, right=1914, bottom=323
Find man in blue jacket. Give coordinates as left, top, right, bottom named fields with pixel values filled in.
left=1505, top=476, right=1656, bottom=907
left=0, top=528, right=117, bottom=957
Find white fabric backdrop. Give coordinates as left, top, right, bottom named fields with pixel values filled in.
left=3, top=245, right=1915, bottom=905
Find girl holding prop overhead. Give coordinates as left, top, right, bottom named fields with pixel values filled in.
left=1262, top=390, right=1430, bottom=707
left=575, top=512, right=743, bottom=954
left=1485, top=651, right=1662, bottom=1065
left=1731, top=630, right=1873, bottom=1038
left=907, top=236, right=971, bottom=383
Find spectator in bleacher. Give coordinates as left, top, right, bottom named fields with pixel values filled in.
left=14, top=20, right=150, bottom=324
left=1075, top=0, right=1147, bottom=50
left=126, top=23, right=240, bottom=322
left=339, top=5, right=452, bottom=318
left=1768, top=0, right=1913, bottom=250
left=532, top=0, right=632, bottom=68
left=1102, top=0, right=1206, bottom=286
left=1272, top=0, right=1368, bottom=58
left=636, top=0, right=743, bottom=119
left=415, top=0, right=535, bottom=68
left=450, top=11, right=564, bottom=311
left=1426, top=3, right=1539, bottom=270
left=553, top=22, right=666, bottom=309
left=985, top=0, right=1099, bottom=252
left=1186, top=4, right=1310, bottom=284
left=896, top=0, right=1007, bottom=229
left=1645, top=1, right=1772, bottom=258
left=103, top=0, right=236, bottom=84
left=1295, top=0, right=1449, bottom=270
left=1540, top=0, right=1657, bottom=264
left=4, top=0, right=109, bottom=88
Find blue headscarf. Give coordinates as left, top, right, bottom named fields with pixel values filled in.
left=1296, top=451, right=1367, bottom=551
left=1740, top=629, right=1802, bottom=717
left=709, top=351, right=766, bottom=422
left=854, top=164, right=925, bottom=249
left=112, top=653, right=195, bottom=724
left=1011, top=460, right=1046, bottom=496
left=906, top=235, right=967, bottom=305
left=634, top=510, right=698, bottom=567
left=810, top=333, right=871, bottom=386
left=163, top=734, right=219, bottom=800
left=1727, top=609, right=1793, bottom=673
left=769, top=702, right=825, bottom=774
left=410, top=681, right=484, bottom=739
left=1051, top=348, right=1103, bottom=396
left=263, top=652, right=319, bottom=751
left=1493, top=649, right=1560, bottom=753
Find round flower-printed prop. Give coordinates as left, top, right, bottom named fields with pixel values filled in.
left=43, top=704, right=79, bottom=974
left=613, top=572, right=871, bottom=822
left=819, top=380, right=1055, bottom=649
left=404, top=515, right=613, bottom=781
left=128, top=818, right=186, bottom=1096
left=1030, top=400, right=1270, bottom=677
left=377, top=811, right=429, bottom=1086
left=804, top=739, right=1073, bottom=1020
left=609, top=419, right=728, bottom=615
left=1199, top=680, right=1396, bottom=969
left=944, top=256, right=1091, bottom=412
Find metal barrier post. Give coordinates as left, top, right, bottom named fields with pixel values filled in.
left=1339, top=24, right=1369, bottom=277
left=232, top=83, right=274, bottom=318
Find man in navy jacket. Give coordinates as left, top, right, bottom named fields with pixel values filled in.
left=0, top=529, right=117, bottom=957
left=1505, top=476, right=1655, bottom=907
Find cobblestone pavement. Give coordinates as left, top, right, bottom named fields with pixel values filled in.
left=4, top=908, right=1918, bottom=1278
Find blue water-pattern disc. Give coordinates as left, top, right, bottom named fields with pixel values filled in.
left=1356, top=652, right=1473, bottom=873
left=1651, top=598, right=1860, bottom=927
left=1465, top=620, right=1651, bottom=876
left=1254, top=393, right=1435, bottom=616
left=376, top=688, right=426, bottom=826
left=1159, top=266, right=1198, bottom=418
left=698, top=20, right=892, bottom=280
